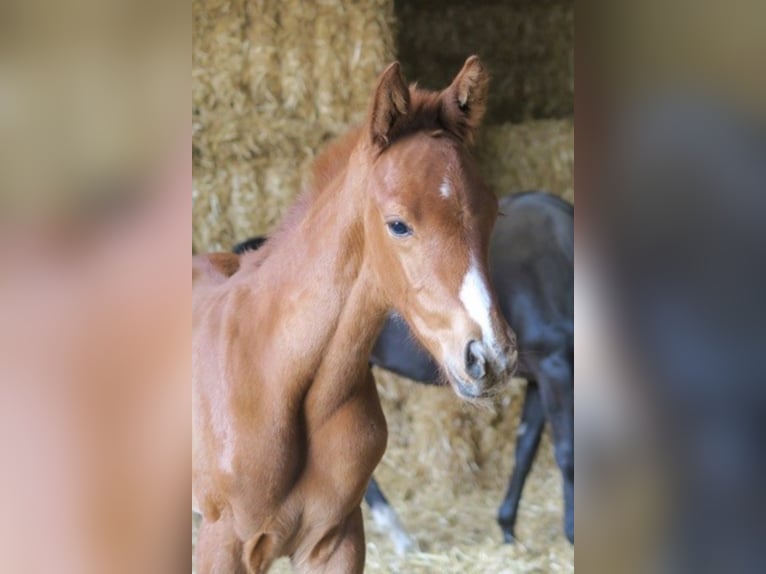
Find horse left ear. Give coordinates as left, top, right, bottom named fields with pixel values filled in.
left=441, top=55, right=489, bottom=144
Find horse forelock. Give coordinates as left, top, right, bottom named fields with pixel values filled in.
left=376, top=86, right=467, bottom=150
left=312, top=88, right=455, bottom=171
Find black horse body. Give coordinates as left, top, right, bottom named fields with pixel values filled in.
left=234, top=190, right=574, bottom=547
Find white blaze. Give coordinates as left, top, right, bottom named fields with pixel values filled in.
left=439, top=177, right=451, bottom=198
left=459, top=259, right=496, bottom=349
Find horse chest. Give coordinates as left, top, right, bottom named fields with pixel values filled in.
left=222, top=372, right=388, bottom=553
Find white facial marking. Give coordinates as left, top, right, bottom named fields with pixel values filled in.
left=439, top=177, right=451, bottom=198
left=459, top=258, right=497, bottom=349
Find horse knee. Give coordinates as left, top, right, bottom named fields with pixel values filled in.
left=243, top=532, right=277, bottom=574
left=296, top=508, right=365, bottom=574
left=497, top=498, right=514, bottom=524
left=196, top=516, right=247, bottom=574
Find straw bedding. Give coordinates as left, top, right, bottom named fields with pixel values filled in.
left=360, top=370, right=574, bottom=573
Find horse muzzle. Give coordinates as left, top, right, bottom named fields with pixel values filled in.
left=447, top=339, right=518, bottom=399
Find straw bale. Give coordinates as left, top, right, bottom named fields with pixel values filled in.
left=192, top=0, right=396, bottom=253
left=396, top=0, right=573, bottom=124
left=192, top=155, right=309, bottom=252
left=476, top=118, right=574, bottom=204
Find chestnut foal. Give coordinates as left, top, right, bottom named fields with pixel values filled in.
left=192, top=57, right=517, bottom=573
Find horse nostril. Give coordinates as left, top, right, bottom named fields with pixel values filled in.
left=465, top=340, right=487, bottom=380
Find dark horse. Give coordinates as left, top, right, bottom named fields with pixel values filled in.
left=234, top=190, right=573, bottom=549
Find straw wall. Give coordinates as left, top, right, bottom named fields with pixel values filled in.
left=396, top=0, right=574, bottom=124
left=477, top=119, right=575, bottom=204
left=192, top=0, right=574, bottom=253
left=192, top=0, right=396, bottom=252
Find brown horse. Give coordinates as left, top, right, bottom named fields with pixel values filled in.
left=192, top=56, right=517, bottom=573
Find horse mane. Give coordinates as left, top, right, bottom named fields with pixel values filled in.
left=388, top=85, right=454, bottom=143
left=309, top=126, right=364, bottom=195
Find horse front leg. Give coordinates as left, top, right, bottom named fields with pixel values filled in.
left=536, top=350, right=575, bottom=543
left=497, top=381, right=546, bottom=543
left=196, top=512, right=247, bottom=574
left=295, top=369, right=387, bottom=572
left=293, top=506, right=366, bottom=574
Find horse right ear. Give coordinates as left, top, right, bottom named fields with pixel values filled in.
left=440, top=55, right=489, bottom=145
left=368, top=62, right=410, bottom=149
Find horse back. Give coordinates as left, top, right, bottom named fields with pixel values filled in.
left=493, top=192, right=574, bottom=359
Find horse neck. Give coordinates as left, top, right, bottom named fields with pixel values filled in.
left=242, top=157, right=387, bottom=405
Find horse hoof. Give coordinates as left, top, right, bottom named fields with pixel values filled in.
left=371, top=503, right=418, bottom=555
left=502, top=530, right=516, bottom=544
left=392, top=531, right=419, bottom=556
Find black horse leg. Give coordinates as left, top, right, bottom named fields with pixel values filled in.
left=537, top=351, right=575, bottom=543
left=497, top=382, right=546, bottom=543
left=364, top=476, right=416, bottom=554
left=364, top=475, right=390, bottom=508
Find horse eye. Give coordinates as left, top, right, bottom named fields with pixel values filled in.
left=386, top=220, right=412, bottom=237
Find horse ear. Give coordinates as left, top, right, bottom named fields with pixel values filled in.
left=368, top=62, right=410, bottom=148
left=441, top=55, right=489, bottom=144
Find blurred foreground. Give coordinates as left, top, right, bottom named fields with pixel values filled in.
left=0, top=1, right=189, bottom=572
left=578, top=2, right=766, bottom=572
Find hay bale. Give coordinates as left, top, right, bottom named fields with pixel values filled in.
left=476, top=119, right=574, bottom=203
left=193, top=0, right=573, bottom=253
left=396, top=0, right=573, bottom=124
left=192, top=0, right=396, bottom=253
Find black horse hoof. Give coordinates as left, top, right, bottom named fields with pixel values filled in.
left=501, top=529, right=516, bottom=544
